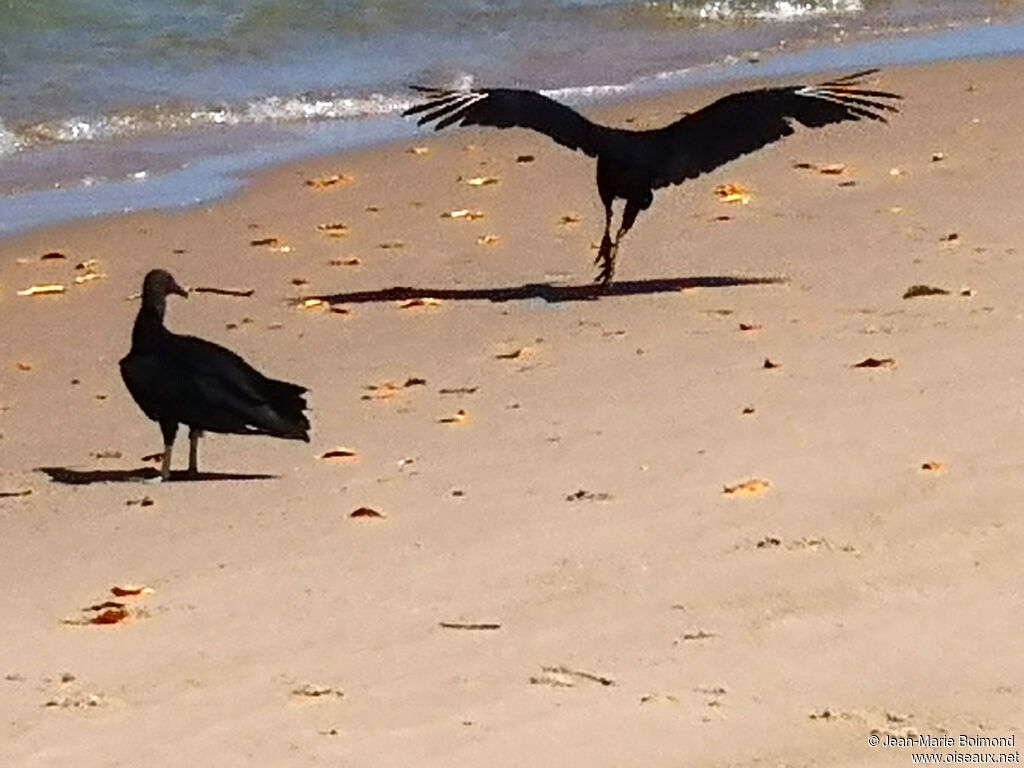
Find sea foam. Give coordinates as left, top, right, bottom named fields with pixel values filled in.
left=663, top=0, right=863, bottom=22
left=0, top=119, right=22, bottom=156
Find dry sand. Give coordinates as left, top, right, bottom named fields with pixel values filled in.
left=1, top=57, right=1022, bottom=766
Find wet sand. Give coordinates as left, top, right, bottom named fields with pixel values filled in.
left=0, top=57, right=1022, bottom=766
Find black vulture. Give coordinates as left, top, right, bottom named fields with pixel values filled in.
left=404, top=69, right=901, bottom=285
left=120, top=269, right=310, bottom=481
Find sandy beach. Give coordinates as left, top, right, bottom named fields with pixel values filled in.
left=1, top=56, right=1022, bottom=766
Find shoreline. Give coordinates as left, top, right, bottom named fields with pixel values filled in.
left=1, top=53, right=1023, bottom=766
left=2, top=13, right=1024, bottom=242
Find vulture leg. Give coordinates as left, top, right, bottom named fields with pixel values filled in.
left=595, top=198, right=643, bottom=286
left=188, top=428, right=203, bottom=476
left=593, top=200, right=617, bottom=286
left=614, top=198, right=642, bottom=252
left=159, top=420, right=178, bottom=482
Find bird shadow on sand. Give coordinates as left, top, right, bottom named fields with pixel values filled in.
left=304, top=274, right=787, bottom=306
left=37, top=466, right=277, bottom=485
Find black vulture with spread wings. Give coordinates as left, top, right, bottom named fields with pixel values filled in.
left=404, top=70, right=900, bottom=285
left=120, top=269, right=310, bottom=481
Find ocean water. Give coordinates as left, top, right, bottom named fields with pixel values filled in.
left=1, top=0, right=1023, bottom=236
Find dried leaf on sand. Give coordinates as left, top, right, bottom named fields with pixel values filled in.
left=818, top=163, right=847, bottom=175
left=723, top=479, right=770, bottom=497
left=565, top=489, right=613, bottom=502
left=441, top=209, right=485, bottom=220
left=679, top=629, right=717, bottom=641
left=714, top=183, right=751, bottom=205
left=852, top=357, right=897, bottom=369
left=530, top=665, right=615, bottom=688
left=316, top=222, right=350, bottom=237
left=17, top=284, right=65, bottom=296
left=110, top=585, right=154, bottom=597
left=438, top=409, right=470, bottom=425
left=397, top=297, right=442, bottom=309
left=362, top=378, right=423, bottom=400
left=193, top=286, right=255, bottom=298
left=362, top=382, right=402, bottom=400
left=305, top=173, right=354, bottom=189
left=87, top=604, right=130, bottom=624
left=495, top=347, right=530, bottom=360
left=792, top=161, right=848, bottom=174
left=247, top=237, right=293, bottom=252
left=74, top=271, right=105, bottom=285
left=350, top=507, right=385, bottom=519
left=292, top=683, right=344, bottom=698
left=63, top=586, right=153, bottom=626
left=44, top=692, right=105, bottom=709
left=439, top=386, right=478, bottom=396
left=320, top=449, right=359, bottom=463
left=902, top=285, right=949, bottom=299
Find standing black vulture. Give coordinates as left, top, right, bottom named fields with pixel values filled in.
left=120, top=269, right=310, bottom=481
left=404, top=69, right=901, bottom=285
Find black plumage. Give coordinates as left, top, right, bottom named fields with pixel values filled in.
left=120, top=269, right=310, bottom=480
left=405, top=69, right=901, bottom=284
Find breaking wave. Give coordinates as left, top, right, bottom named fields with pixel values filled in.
left=655, top=0, right=864, bottom=22
left=4, top=92, right=418, bottom=153
left=0, top=74, right=685, bottom=154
